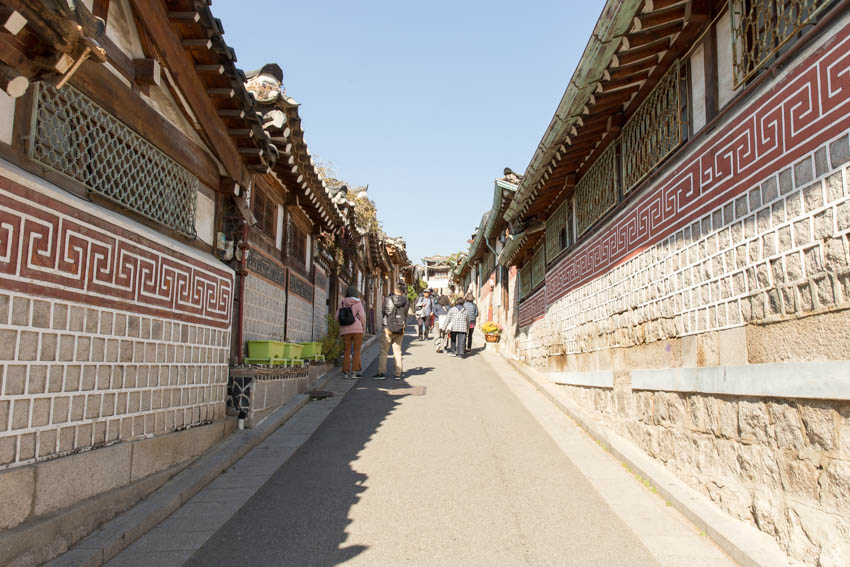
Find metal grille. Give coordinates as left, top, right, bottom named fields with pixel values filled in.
left=531, top=244, right=545, bottom=289
left=520, top=262, right=532, bottom=298
left=730, top=0, right=829, bottom=87
left=621, top=63, right=682, bottom=193
left=545, top=199, right=567, bottom=263
left=30, top=83, right=198, bottom=237
left=575, top=142, right=618, bottom=236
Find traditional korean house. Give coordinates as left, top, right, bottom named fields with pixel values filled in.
left=0, top=0, right=297, bottom=562
left=499, top=1, right=850, bottom=563
left=422, top=255, right=453, bottom=295
left=453, top=169, right=519, bottom=327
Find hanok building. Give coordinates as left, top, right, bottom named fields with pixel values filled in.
left=497, top=0, right=850, bottom=564
left=454, top=169, right=519, bottom=329
left=422, top=255, right=454, bottom=295
left=0, top=1, right=341, bottom=564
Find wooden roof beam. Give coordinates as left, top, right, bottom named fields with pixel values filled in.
left=625, top=21, right=683, bottom=48
left=632, top=4, right=686, bottom=31
left=614, top=37, right=670, bottom=66
left=607, top=56, right=660, bottom=81
left=598, top=69, right=651, bottom=92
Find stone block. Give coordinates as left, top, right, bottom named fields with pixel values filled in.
left=795, top=157, right=814, bottom=188
left=37, top=429, right=56, bottom=457
left=838, top=201, right=850, bottom=232
left=18, top=331, right=38, bottom=361
left=829, top=134, right=850, bottom=168
left=52, top=303, right=67, bottom=331
left=0, top=329, right=16, bottom=359
left=0, top=435, right=15, bottom=465
left=39, top=333, right=57, bottom=362
left=64, top=365, right=80, bottom=391
left=779, top=456, right=820, bottom=501
left=12, top=399, right=29, bottom=430
left=11, top=297, right=29, bottom=326
left=18, top=432, right=34, bottom=460
left=814, top=208, right=834, bottom=240
left=34, top=442, right=132, bottom=516
left=814, top=146, right=829, bottom=178
left=31, top=398, right=50, bottom=427
left=84, top=308, right=99, bottom=334
left=76, top=423, right=93, bottom=448
left=68, top=305, right=85, bottom=332
left=26, top=365, right=46, bottom=394
left=717, top=327, right=747, bottom=365
left=75, top=337, right=91, bottom=362
left=31, top=300, right=50, bottom=329
left=0, top=466, right=34, bottom=529
left=0, top=294, right=7, bottom=325
left=738, top=399, right=773, bottom=445
left=52, top=396, right=69, bottom=424
left=800, top=402, right=837, bottom=451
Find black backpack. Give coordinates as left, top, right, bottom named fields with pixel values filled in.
left=338, top=306, right=355, bottom=326
left=387, top=300, right=407, bottom=334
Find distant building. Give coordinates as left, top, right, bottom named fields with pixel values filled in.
left=422, top=255, right=454, bottom=295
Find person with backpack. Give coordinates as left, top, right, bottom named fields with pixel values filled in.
left=414, top=288, right=435, bottom=340
left=433, top=295, right=451, bottom=352
left=375, top=282, right=410, bottom=380
left=337, top=285, right=367, bottom=379
left=463, top=292, right=479, bottom=352
left=445, top=296, right=469, bottom=357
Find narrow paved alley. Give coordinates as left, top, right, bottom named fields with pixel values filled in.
left=104, top=326, right=734, bottom=567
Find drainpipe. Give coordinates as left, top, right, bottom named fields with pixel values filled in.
left=235, top=222, right=249, bottom=366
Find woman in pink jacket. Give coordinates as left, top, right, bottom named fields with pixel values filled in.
left=337, top=286, right=367, bottom=379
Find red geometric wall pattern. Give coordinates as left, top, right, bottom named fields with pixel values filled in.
left=0, top=173, right=233, bottom=328
left=533, top=21, right=850, bottom=319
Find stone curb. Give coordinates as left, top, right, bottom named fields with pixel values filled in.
left=48, top=336, right=379, bottom=567
left=487, top=351, right=801, bottom=567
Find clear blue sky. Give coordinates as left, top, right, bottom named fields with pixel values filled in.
left=214, top=1, right=603, bottom=265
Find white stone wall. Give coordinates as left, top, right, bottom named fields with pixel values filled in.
left=0, top=291, right=230, bottom=471
left=286, top=294, right=313, bottom=342
left=243, top=275, right=286, bottom=341
left=521, top=134, right=850, bottom=364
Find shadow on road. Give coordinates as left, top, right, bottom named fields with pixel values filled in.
left=184, top=330, right=419, bottom=566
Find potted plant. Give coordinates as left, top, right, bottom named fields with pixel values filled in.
left=481, top=321, right=503, bottom=343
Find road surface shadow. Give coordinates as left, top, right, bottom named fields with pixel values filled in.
left=184, top=330, right=417, bottom=567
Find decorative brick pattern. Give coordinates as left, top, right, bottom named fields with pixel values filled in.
left=546, top=25, right=850, bottom=304
left=243, top=274, right=285, bottom=341
left=0, top=173, right=233, bottom=329
left=0, top=292, right=230, bottom=470
left=522, top=136, right=850, bottom=359
left=286, top=294, right=313, bottom=342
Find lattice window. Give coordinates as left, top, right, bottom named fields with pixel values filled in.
left=545, top=200, right=566, bottom=263
left=519, top=262, right=532, bottom=299
left=288, top=218, right=308, bottom=272
left=575, top=142, right=618, bottom=236
left=730, top=0, right=830, bottom=87
left=621, top=63, right=683, bottom=193
left=531, top=244, right=545, bottom=289
left=29, top=83, right=198, bottom=237
left=252, top=189, right=276, bottom=239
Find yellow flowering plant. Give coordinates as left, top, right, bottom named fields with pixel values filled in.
left=481, top=321, right=503, bottom=335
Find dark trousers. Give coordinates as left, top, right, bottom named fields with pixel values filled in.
left=466, top=327, right=474, bottom=350
left=454, top=332, right=466, bottom=356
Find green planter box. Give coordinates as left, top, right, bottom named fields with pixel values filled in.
left=247, top=340, right=286, bottom=360
left=299, top=342, right=322, bottom=357
left=282, top=343, right=303, bottom=359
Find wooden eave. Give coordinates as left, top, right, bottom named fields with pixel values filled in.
left=513, top=0, right=717, bottom=237
left=152, top=0, right=277, bottom=175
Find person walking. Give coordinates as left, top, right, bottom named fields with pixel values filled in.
left=376, top=282, right=409, bottom=380
left=337, top=285, right=366, bottom=379
left=445, top=297, right=469, bottom=357
left=414, top=288, right=435, bottom=340
left=463, top=292, right=479, bottom=352
left=433, top=295, right=450, bottom=352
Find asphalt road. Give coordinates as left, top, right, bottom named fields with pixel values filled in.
left=184, top=329, right=663, bottom=567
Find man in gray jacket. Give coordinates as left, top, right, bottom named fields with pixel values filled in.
left=376, top=282, right=410, bottom=380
